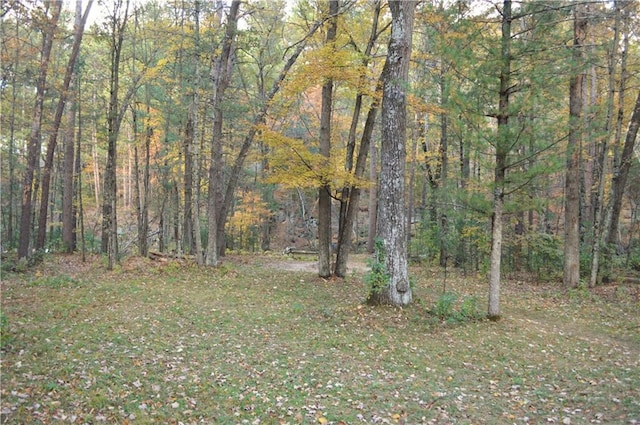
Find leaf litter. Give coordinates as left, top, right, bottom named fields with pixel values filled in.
left=1, top=253, right=638, bottom=424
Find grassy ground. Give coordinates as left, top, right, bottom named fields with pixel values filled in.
left=1, top=253, right=639, bottom=424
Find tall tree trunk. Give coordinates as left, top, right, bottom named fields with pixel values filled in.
left=62, top=3, right=83, bottom=253
left=91, top=91, right=101, bottom=207
left=438, top=67, right=449, bottom=268
left=318, top=0, right=339, bottom=278
left=563, top=3, right=587, bottom=288
left=36, top=0, right=92, bottom=251
left=367, top=0, right=415, bottom=307
left=17, top=1, right=62, bottom=260
left=589, top=1, right=621, bottom=287
left=603, top=2, right=633, bottom=273
left=6, top=19, right=23, bottom=250
left=334, top=0, right=383, bottom=277
left=205, top=0, right=240, bottom=266
left=61, top=69, right=78, bottom=253
left=182, top=1, right=202, bottom=256
left=336, top=91, right=381, bottom=276
left=76, top=96, right=86, bottom=261
left=488, top=0, right=512, bottom=320
left=102, top=0, right=131, bottom=270
left=607, top=90, right=640, bottom=249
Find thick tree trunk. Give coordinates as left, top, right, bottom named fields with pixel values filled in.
left=318, top=0, right=338, bottom=278
left=563, top=4, right=586, bottom=288
left=18, top=1, right=62, bottom=260
left=367, top=0, right=415, bottom=307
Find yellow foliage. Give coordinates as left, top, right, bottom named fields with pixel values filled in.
left=258, top=125, right=370, bottom=191
left=228, top=191, right=270, bottom=234
left=281, top=38, right=370, bottom=99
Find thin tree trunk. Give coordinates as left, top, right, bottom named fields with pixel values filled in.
left=488, top=0, right=512, bottom=320
left=367, top=0, right=415, bottom=307
left=6, top=18, right=22, bottom=251
left=589, top=1, right=621, bottom=287
left=103, top=0, right=131, bottom=270
left=334, top=0, right=383, bottom=277
left=367, top=142, right=378, bottom=253
left=336, top=91, right=381, bottom=276
left=62, top=3, right=83, bottom=253
left=603, top=2, right=633, bottom=267
left=563, top=3, right=586, bottom=288
left=182, top=1, right=201, bottom=256
left=62, top=80, right=77, bottom=252
left=607, top=90, right=640, bottom=249
left=205, top=0, right=240, bottom=266
left=37, top=0, right=92, bottom=251
left=92, top=91, right=101, bottom=206
left=17, top=1, right=62, bottom=260
left=77, top=99, right=86, bottom=261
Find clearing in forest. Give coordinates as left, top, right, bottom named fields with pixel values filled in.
left=1, top=253, right=639, bottom=424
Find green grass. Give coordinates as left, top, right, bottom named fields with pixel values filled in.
left=1, top=253, right=639, bottom=424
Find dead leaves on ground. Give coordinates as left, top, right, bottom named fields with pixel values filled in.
left=1, top=254, right=639, bottom=424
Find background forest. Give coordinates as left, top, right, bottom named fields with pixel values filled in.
left=2, top=0, right=640, bottom=297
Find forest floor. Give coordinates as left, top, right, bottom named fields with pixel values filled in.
left=1, top=253, right=639, bottom=424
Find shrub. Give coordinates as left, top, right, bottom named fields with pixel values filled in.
left=434, top=292, right=458, bottom=320
left=364, top=238, right=390, bottom=296
left=433, top=292, right=484, bottom=323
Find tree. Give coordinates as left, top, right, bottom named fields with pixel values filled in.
left=205, top=0, right=240, bottom=266
left=334, top=0, right=386, bottom=277
left=317, top=0, right=338, bottom=278
left=487, top=0, right=514, bottom=320
left=607, top=90, right=640, bottom=251
left=17, top=1, right=62, bottom=260
left=367, top=0, right=416, bottom=307
left=563, top=3, right=587, bottom=288
left=214, top=8, right=332, bottom=261
left=62, top=2, right=82, bottom=252
left=102, top=0, right=131, bottom=270
left=36, top=0, right=93, bottom=252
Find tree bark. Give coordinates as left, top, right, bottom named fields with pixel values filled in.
left=36, top=0, right=92, bottom=251
left=589, top=1, right=621, bottom=287
left=318, top=0, right=338, bottom=278
left=334, top=0, right=383, bottom=277
left=488, top=0, right=512, bottom=320
left=607, top=90, right=640, bottom=249
left=62, top=0, right=82, bottom=253
left=563, top=3, right=587, bottom=288
left=102, top=0, right=131, bottom=270
left=367, top=0, right=415, bottom=307
left=205, top=0, right=240, bottom=266
left=17, top=1, right=62, bottom=260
